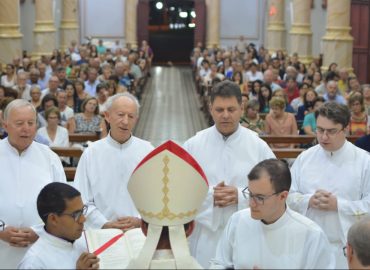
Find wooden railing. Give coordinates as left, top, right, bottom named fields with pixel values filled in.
left=56, top=135, right=361, bottom=181
left=259, top=135, right=360, bottom=144
left=69, top=133, right=100, bottom=143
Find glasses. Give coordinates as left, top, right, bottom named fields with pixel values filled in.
left=57, top=205, right=88, bottom=222
left=0, top=220, right=4, bottom=231
left=343, top=246, right=347, bottom=257
left=316, top=127, right=343, bottom=136
left=242, top=187, right=281, bottom=205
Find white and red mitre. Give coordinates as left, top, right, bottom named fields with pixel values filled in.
left=128, top=140, right=209, bottom=226
left=127, top=140, right=208, bottom=269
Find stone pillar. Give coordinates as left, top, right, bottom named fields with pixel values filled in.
left=289, top=0, right=312, bottom=65
left=33, top=0, right=57, bottom=59
left=266, top=0, right=286, bottom=53
left=321, top=0, right=353, bottom=72
left=125, top=0, right=138, bottom=49
left=60, top=0, right=79, bottom=52
left=0, top=0, right=23, bottom=64
left=205, top=0, right=220, bottom=49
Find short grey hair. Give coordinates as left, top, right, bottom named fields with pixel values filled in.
left=347, top=217, right=370, bottom=266
left=105, top=92, right=140, bottom=116
left=3, top=99, right=36, bottom=122
left=30, top=84, right=41, bottom=93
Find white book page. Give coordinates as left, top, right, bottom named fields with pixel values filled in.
left=84, top=228, right=146, bottom=269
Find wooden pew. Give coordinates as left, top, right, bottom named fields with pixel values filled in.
left=260, top=135, right=360, bottom=145
left=69, top=133, right=100, bottom=143
left=64, top=167, right=76, bottom=181
left=51, top=147, right=83, bottom=158
left=272, top=148, right=304, bottom=159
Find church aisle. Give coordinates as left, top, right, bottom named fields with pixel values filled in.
left=134, top=66, right=208, bottom=146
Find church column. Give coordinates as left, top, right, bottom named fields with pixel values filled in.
left=60, top=0, right=79, bottom=52
left=289, top=0, right=312, bottom=65
left=0, top=0, right=23, bottom=64
left=321, top=0, right=353, bottom=71
left=125, top=0, right=138, bottom=49
left=266, top=0, right=286, bottom=53
left=33, top=0, right=57, bottom=59
left=205, top=0, right=220, bottom=49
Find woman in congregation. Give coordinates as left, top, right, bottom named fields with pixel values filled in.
left=258, top=83, right=272, bottom=113
left=0, top=64, right=17, bottom=88
left=240, top=99, right=265, bottom=135
left=73, top=79, right=89, bottom=113
left=302, top=97, right=325, bottom=136
left=68, top=97, right=106, bottom=137
left=265, top=96, right=298, bottom=148
left=348, top=94, right=368, bottom=136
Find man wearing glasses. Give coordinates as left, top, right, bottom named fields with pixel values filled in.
left=288, top=102, right=370, bottom=268
left=18, top=182, right=99, bottom=269
left=210, top=159, right=334, bottom=269
left=344, top=217, right=370, bottom=269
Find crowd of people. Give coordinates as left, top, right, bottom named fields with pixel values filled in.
left=0, top=36, right=369, bottom=270
left=191, top=37, right=370, bottom=151
left=0, top=39, right=153, bottom=149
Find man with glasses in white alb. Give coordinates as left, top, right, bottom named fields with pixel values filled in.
left=288, top=102, right=370, bottom=269
left=210, top=159, right=334, bottom=269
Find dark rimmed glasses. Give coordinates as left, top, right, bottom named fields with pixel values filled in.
left=316, top=127, right=344, bottom=137
left=58, top=205, right=88, bottom=222
left=242, top=187, right=282, bottom=205
left=0, top=220, right=4, bottom=231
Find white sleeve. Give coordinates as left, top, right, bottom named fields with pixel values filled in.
left=209, top=215, right=235, bottom=269
left=73, top=150, right=108, bottom=229
left=18, top=255, right=46, bottom=269
left=50, top=151, right=67, bottom=183
left=303, top=229, right=336, bottom=269
left=287, top=156, right=312, bottom=215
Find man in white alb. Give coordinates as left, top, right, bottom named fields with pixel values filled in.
left=18, top=182, right=99, bottom=269
left=0, top=99, right=66, bottom=269
left=74, top=93, right=154, bottom=230
left=288, top=102, right=370, bottom=268
left=210, top=159, right=335, bottom=269
left=183, top=80, right=275, bottom=267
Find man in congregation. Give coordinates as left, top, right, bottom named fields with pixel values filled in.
left=0, top=99, right=66, bottom=268
left=210, top=159, right=335, bottom=269
left=288, top=102, right=370, bottom=268
left=74, top=93, right=154, bottom=230
left=18, top=182, right=99, bottom=269
left=183, top=80, right=275, bottom=267
left=345, top=217, right=370, bottom=270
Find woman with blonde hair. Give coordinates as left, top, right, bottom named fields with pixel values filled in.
left=265, top=97, right=298, bottom=148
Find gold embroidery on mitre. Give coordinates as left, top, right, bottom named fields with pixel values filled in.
left=138, top=155, right=198, bottom=220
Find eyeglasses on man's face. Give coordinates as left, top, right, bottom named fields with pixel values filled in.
left=343, top=246, right=347, bottom=257
left=316, top=127, right=344, bottom=137
left=242, top=187, right=282, bottom=205
left=58, top=205, right=88, bottom=222
left=0, top=220, right=5, bottom=231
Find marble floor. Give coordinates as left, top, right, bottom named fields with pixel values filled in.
left=134, top=66, right=209, bottom=146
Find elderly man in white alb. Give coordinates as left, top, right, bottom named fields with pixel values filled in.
left=288, top=102, right=370, bottom=269
left=183, top=80, right=275, bottom=267
left=127, top=140, right=208, bottom=269
left=211, top=159, right=335, bottom=269
left=0, top=99, right=66, bottom=269
left=74, top=93, right=154, bottom=230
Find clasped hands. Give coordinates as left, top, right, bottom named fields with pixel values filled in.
left=0, top=227, right=38, bottom=247
left=102, top=216, right=141, bottom=231
left=309, top=189, right=338, bottom=211
left=213, top=181, right=238, bottom=207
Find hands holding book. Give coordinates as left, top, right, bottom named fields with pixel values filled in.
left=102, top=216, right=141, bottom=231
left=76, top=252, right=99, bottom=269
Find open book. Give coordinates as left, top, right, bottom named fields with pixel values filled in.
left=84, top=228, right=146, bottom=269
